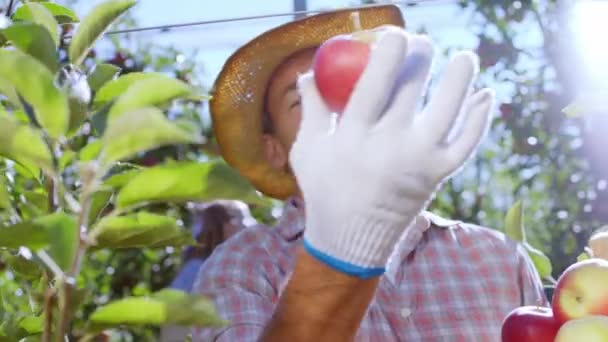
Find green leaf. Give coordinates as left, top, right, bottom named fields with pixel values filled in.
left=577, top=251, right=590, bottom=262
left=0, top=75, right=21, bottom=107
left=0, top=49, right=69, bottom=138
left=523, top=242, right=552, bottom=279
left=151, top=288, right=188, bottom=302
left=46, top=214, right=77, bottom=271
left=89, top=101, right=112, bottom=135
left=0, top=213, right=72, bottom=250
left=12, top=2, right=59, bottom=47
left=17, top=316, right=42, bottom=334
left=87, top=63, right=121, bottom=91
left=1, top=22, right=58, bottom=72
left=37, top=2, right=79, bottom=24
left=93, top=212, right=194, bottom=249
left=107, top=75, right=195, bottom=120
left=116, top=160, right=263, bottom=209
left=12, top=162, right=40, bottom=181
left=90, top=290, right=226, bottom=327
left=6, top=254, right=41, bottom=280
left=59, top=150, right=76, bottom=170
left=0, top=321, right=16, bottom=341
left=154, top=289, right=227, bottom=327
left=68, top=0, right=137, bottom=65
left=88, top=190, right=113, bottom=224
left=93, top=72, right=163, bottom=107
left=0, top=289, right=16, bottom=314
left=89, top=297, right=166, bottom=325
left=504, top=200, right=525, bottom=242
left=79, top=140, right=103, bottom=161
left=168, top=298, right=226, bottom=327
left=0, top=174, right=10, bottom=210
left=11, top=110, right=31, bottom=124
left=100, top=107, right=202, bottom=163
left=68, top=287, right=90, bottom=317
left=22, top=190, right=48, bottom=214
left=0, top=115, right=53, bottom=173
left=0, top=14, right=10, bottom=30
left=103, top=169, right=139, bottom=188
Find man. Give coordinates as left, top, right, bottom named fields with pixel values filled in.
left=192, top=5, right=546, bottom=341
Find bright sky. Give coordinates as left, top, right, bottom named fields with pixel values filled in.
left=71, top=0, right=483, bottom=87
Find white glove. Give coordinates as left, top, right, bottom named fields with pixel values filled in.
left=290, top=27, right=495, bottom=278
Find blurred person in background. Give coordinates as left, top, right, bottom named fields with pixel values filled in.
left=589, top=225, right=608, bottom=260
left=160, top=200, right=255, bottom=342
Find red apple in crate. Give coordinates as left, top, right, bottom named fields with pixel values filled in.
left=555, top=315, right=608, bottom=342
left=552, top=258, right=608, bottom=325
left=501, top=306, right=559, bottom=342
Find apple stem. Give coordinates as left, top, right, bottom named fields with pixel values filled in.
left=350, top=11, right=362, bottom=32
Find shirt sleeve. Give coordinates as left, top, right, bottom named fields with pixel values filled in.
left=516, top=243, right=550, bottom=307
left=190, top=229, right=279, bottom=342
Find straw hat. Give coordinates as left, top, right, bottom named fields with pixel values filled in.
left=209, top=5, right=405, bottom=199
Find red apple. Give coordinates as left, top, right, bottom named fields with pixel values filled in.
left=552, top=258, right=608, bottom=325
left=501, top=305, right=559, bottom=342
left=312, top=12, right=389, bottom=114
left=312, top=33, right=371, bottom=113
left=555, top=315, right=608, bottom=342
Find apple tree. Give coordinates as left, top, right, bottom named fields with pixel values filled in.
left=0, top=0, right=272, bottom=340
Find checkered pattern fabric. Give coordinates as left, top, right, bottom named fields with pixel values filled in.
left=192, top=198, right=547, bottom=341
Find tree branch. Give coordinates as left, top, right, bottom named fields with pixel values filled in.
left=55, top=187, right=93, bottom=341
left=6, top=0, right=15, bottom=16
left=37, top=250, right=64, bottom=279
left=46, top=177, right=59, bottom=213
left=42, top=272, right=55, bottom=342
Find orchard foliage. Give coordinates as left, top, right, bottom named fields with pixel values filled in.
left=0, top=0, right=272, bottom=340
left=439, top=0, right=603, bottom=280
left=361, top=0, right=603, bottom=285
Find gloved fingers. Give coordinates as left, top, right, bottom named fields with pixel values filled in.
left=443, top=88, right=494, bottom=170
left=340, top=27, right=408, bottom=133
left=379, top=34, right=434, bottom=130
left=297, top=71, right=332, bottom=140
left=422, top=51, right=478, bottom=142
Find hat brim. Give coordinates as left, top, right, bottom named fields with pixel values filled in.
left=210, top=5, right=405, bottom=200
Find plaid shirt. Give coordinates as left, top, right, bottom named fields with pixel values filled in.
left=192, top=197, right=547, bottom=341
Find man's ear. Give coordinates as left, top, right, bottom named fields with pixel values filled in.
left=262, top=134, right=288, bottom=170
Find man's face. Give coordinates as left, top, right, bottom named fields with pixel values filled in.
left=262, top=48, right=317, bottom=171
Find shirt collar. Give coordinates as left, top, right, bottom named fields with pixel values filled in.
left=276, top=196, right=462, bottom=241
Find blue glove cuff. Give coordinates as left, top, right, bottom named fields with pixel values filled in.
left=302, top=239, right=385, bottom=279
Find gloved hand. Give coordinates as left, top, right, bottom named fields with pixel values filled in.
left=290, top=27, right=495, bottom=278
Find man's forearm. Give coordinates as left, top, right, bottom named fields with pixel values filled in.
left=259, top=246, right=380, bottom=342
